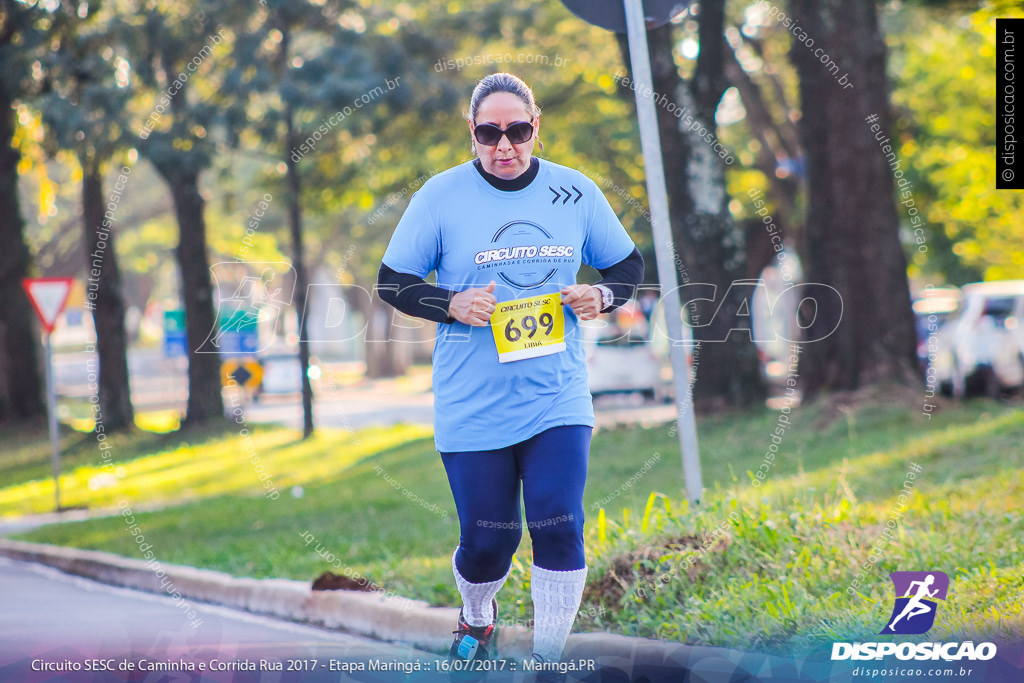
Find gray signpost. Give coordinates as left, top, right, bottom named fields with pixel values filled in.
left=561, top=0, right=703, bottom=503
left=23, top=277, right=75, bottom=512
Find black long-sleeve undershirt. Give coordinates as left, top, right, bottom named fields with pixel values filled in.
left=377, top=247, right=643, bottom=323
left=595, top=247, right=644, bottom=313
left=376, top=264, right=457, bottom=324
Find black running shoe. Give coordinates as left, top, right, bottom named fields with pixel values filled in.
left=446, top=599, right=498, bottom=681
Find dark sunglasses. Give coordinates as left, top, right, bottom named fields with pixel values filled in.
left=473, top=120, right=535, bottom=146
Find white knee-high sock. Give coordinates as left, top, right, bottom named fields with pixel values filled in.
left=531, top=565, right=588, bottom=662
left=452, top=550, right=511, bottom=627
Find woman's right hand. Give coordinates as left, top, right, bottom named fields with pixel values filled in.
left=448, top=281, right=497, bottom=326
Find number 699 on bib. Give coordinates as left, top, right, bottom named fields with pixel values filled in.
left=490, top=292, right=566, bottom=363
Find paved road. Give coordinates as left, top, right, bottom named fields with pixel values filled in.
left=0, top=557, right=443, bottom=683
left=242, top=388, right=435, bottom=431
left=54, top=347, right=189, bottom=409
left=52, top=348, right=679, bottom=431
left=0, top=558, right=817, bottom=683
left=241, top=390, right=677, bottom=432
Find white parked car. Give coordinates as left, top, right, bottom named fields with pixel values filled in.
left=933, top=281, right=1024, bottom=398
left=580, top=303, right=692, bottom=402
left=913, top=286, right=961, bottom=374
left=583, top=326, right=669, bottom=401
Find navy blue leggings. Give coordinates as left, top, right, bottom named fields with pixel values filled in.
left=440, top=425, right=591, bottom=583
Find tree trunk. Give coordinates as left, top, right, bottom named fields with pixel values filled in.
left=282, top=19, right=314, bottom=438
left=82, top=163, right=134, bottom=432
left=790, top=0, right=918, bottom=396
left=360, top=293, right=411, bottom=379
left=153, top=164, right=224, bottom=425
left=621, top=2, right=765, bottom=411
left=0, top=76, right=44, bottom=422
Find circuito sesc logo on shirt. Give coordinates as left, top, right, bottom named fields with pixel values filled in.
left=474, top=220, right=575, bottom=289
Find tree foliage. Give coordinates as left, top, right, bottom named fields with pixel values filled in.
left=6, top=0, right=1015, bottom=422
left=890, top=2, right=1024, bottom=282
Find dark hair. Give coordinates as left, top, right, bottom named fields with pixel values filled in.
left=468, top=73, right=541, bottom=123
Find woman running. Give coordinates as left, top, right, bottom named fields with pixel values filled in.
left=377, top=72, right=644, bottom=674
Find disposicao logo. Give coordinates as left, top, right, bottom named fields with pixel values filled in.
left=831, top=570, right=997, bottom=663
left=881, top=571, right=948, bottom=635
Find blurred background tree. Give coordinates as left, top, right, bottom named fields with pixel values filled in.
left=2, top=0, right=1019, bottom=430
left=789, top=0, right=919, bottom=396
left=891, top=0, right=1024, bottom=283
left=122, top=0, right=245, bottom=426
left=616, top=0, right=767, bottom=410
left=0, top=0, right=48, bottom=422
left=40, top=0, right=135, bottom=432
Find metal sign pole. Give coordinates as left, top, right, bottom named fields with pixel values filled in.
left=623, top=0, right=703, bottom=503
left=21, top=276, right=74, bottom=512
left=44, top=331, right=62, bottom=511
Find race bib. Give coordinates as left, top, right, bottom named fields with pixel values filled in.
left=490, top=292, right=566, bottom=363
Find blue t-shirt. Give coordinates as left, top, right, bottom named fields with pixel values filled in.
left=381, top=159, right=636, bottom=452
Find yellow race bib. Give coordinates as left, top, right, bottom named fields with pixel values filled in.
left=490, top=292, right=566, bottom=363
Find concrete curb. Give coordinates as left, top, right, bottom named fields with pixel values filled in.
left=0, top=539, right=826, bottom=681
left=0, top=539, right=532, bottom=654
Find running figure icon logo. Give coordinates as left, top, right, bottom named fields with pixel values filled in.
left=881, top=571, right=949, bottom=635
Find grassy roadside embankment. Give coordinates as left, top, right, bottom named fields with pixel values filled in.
left=2, top=393, right=1021, bottom=654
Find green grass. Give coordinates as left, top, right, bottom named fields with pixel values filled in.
left=0, top=419, right=222, bottom=499
left=4, top=392, right=1022, bottom=652
left=0, top=418, right=433, bottom=517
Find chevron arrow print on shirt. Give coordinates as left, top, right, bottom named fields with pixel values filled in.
left=549, top=185, right=583, bottom=205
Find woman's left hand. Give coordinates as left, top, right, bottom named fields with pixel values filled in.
left=561, top=285, right=602, bottom=321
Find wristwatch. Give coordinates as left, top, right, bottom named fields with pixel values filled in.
left=595, top=284, right=615, bottom=312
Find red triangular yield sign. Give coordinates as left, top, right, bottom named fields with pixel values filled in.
left=22, top=278, right=74, bottom=334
